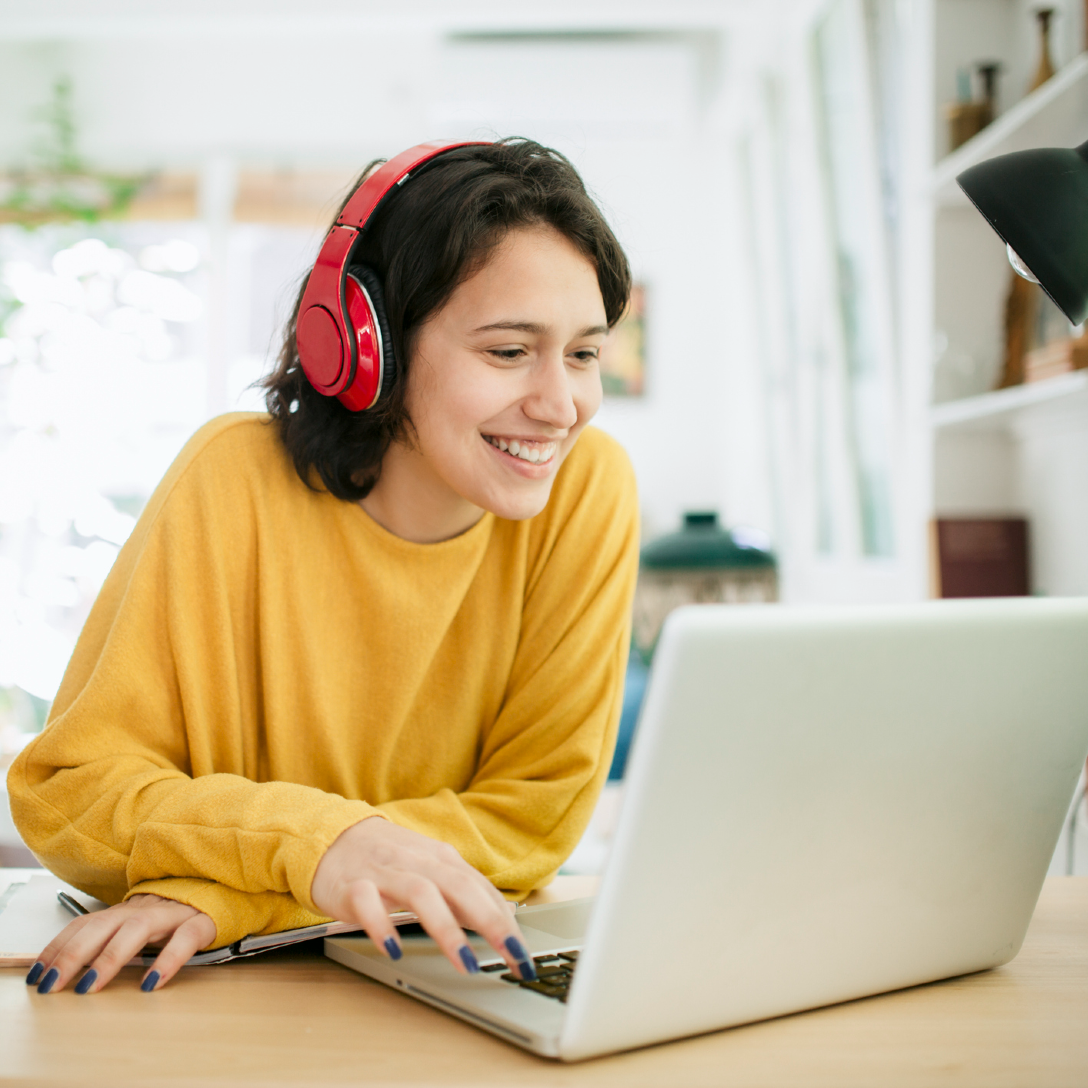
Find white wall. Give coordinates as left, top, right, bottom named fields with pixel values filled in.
left=1015, top=397, right=1088, bottom=597
left=932, top=207, right=1010, bottom=403
left=933, top=431, right=1018, bottom=513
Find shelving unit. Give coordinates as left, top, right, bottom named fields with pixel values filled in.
left=931, top=370, right=1088, bottom=431
left=926, top=0, right=1088, bottom=598
left=932, top=51, right=1088, bottom=205
left=746, top=0, right=1086, bottom=604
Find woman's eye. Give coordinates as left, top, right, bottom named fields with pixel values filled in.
left=569, top=349, right=600, bottom=365
left=489, top=348, right=525, bottom=362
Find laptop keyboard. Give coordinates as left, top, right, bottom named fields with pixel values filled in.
left=484, top=950, right=579, bottom=1003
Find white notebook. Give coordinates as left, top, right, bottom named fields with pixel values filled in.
left=0, top=873, right=416, bottom=968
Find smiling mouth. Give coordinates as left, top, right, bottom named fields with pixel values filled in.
left=483, top=434, right=558, bottom=465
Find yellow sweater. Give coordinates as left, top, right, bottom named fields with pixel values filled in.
left=8, top=414, right=638, bottom=949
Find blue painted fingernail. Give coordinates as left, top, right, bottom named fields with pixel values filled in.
left=25, top=962, right=44, bottom=986
left=504, top=938, right=536, bottom=980
left=75, top=969, right=97, bottom=995
left=384, top=936, right=402, bottom=961
left=37, top=967, right=59, bottom=994
left=140, top=970, right=160, bottom=993
left=459, top=945, right=480, bottom=974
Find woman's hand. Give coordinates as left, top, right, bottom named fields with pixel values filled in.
left=26, top=894, right=217, bottom=995
left=311, top=816, right=537, bottom=980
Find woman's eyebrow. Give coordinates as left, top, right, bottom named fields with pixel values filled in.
left=472, top=321, right=609, bottom=337
left=473, top=320, right=546, bottom=335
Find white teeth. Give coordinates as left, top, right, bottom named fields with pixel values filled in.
left=485, top=435, right=557, bottom=464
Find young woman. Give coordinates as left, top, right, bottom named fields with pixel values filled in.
left=8, top=139, right=639, bottom=996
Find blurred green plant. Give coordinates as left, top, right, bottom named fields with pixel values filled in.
left=0, top=78, right=147, bottom=227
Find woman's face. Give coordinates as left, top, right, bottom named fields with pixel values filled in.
left=385, top=225, right=608, bottom=532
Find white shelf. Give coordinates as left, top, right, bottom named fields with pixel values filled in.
left=932, top=51, right=1088, bottom=206
left=931, top=370, right=1088, bottom=431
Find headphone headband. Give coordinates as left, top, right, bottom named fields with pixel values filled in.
left=297, top=140, right=491, bottom=410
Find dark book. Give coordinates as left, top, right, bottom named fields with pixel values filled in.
left=934, top=518, right=1030, bottom=598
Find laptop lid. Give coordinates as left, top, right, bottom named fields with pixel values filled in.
left=559, top=598, right=1088, bottom=1059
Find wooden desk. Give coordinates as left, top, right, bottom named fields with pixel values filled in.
left=1, top=872, right=1085, bottom=1086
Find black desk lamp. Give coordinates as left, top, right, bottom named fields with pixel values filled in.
left=957, top=140, right=1088, bottom=325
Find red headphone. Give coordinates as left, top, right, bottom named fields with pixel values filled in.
left=297, top=140, right=491, bottom=412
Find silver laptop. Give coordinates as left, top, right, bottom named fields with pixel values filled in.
left=326, top=598, right=1088, bottom=1060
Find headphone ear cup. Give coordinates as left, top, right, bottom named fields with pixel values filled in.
left=351, top=265, right=396, bottom=391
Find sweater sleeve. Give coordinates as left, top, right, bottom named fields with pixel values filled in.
left=6, top=421, right=380, bottom=948
left=378, top=434, right=640, bottom=898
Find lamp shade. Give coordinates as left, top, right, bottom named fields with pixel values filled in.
left=639, top=512, right=775, bottom=570
left=957, top=140, right=1088, bottom=325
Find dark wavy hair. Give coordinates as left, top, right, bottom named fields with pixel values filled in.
left=262, top=138, right=631, bottom=501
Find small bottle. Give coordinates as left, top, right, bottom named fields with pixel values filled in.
left=1030, top=8, right=1056, bottom=93
left=976, top=62, right=1001, bottom=126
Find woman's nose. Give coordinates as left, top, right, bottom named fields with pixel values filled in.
left=524, top=354, right=579, bottom=430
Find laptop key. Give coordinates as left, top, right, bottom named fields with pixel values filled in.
left=480, top=962, right=506, bottom=972
left=499, top=951, right=578, bottom=1000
